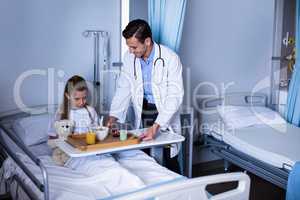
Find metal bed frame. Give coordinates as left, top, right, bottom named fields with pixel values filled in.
left=197, top=92, right=290, bottom=189
left=203, top=134, right=290, bottom=189
left=0, top=105, right=194, bottom=200
left=0, top=112, right=49, bottom=200
left=180, top=106, right=194, bottom=178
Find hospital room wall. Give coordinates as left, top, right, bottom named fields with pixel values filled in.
left=130, top=0, right=148, bottom=21
left=179, top=0, right=276, bottom=161
left=180, top=0, right=275, bottom=108
left=0, top=0, right=121, bottom=114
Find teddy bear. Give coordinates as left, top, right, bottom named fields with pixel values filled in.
left=47, top=120, right=74, bottom=166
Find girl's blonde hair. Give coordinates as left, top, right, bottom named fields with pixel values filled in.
left=60, top=75, right=89, bottom=120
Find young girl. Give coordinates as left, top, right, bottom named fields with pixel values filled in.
left=47, top=75, right=100, bottom=165
left=48, top=75, right=98, bottom=137
left=46, top=77, right=177, bottom=191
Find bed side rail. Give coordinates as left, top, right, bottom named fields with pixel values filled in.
left=202, top=92, right=268, bottom=108
left=10, top=175, right=40, bottom=200
left=0, top=123, right=49, bottom=200
left=114, top=172, right=250, bottom=200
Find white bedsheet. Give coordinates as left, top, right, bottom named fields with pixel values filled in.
left=115, top=150, right=179, bottom=186
left=207, top=121, right=300, bottom=169
left=216, top=105, right=286, bottom=129
left=1, top=150, right=181, bottom=200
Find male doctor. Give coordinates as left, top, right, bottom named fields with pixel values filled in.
left=106, top=19, right=184, bottom=172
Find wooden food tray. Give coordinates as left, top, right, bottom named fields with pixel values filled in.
left=66, top=133, right=140, bottom=151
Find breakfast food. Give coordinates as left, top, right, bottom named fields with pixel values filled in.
left=110, top=128, right=120, bottom=137
left=94, top=126, right=109, bottom=141
left=119, top=130, right=127, bottom=141
left=86, top=131, right=96, bottom=144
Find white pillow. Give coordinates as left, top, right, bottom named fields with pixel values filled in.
left=12, top=114, right=51, bottom=146
left=217, top=105, right=286, bottom=129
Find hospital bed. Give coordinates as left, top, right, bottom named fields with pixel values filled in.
left=0, top=105, right=250, bottom=200
left=198, top=92, right=299, bottom=189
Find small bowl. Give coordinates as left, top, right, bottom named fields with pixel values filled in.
left=93, top=126, right=109, bottom=141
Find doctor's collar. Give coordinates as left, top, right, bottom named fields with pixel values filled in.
left=140, top=44, right=155, bottom=65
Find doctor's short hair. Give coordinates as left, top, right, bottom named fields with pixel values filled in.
left=122, top=19, right=152, bottom=43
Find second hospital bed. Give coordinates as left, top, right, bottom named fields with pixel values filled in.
left=198, top=92, right=300, bottom=189
left=0, top=105, right=250, bottom=200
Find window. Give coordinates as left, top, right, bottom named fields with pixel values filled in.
left=121, top=0, right=130, bottom=60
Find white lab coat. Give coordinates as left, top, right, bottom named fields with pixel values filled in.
left=109, top=43, right=184, bottom=157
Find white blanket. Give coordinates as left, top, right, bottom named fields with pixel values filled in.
left=1, top=150, right=181, bottom=200
left=115, top=150, right=180, bottom=186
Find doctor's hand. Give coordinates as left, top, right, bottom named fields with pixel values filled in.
left=140, top=123, right=160, bottom=141
left=106, top=116, right=118, bottom=129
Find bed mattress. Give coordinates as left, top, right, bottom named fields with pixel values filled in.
left=208, top=122, right=300, bottom=169
left=0, top=150, right=181, bottom=200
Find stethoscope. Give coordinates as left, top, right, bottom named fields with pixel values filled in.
left=133, top=44, right=166, bottom=82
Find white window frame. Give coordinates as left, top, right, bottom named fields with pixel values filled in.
left=121, top=0, right=130, bottom=61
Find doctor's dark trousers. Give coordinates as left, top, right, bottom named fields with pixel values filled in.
left=141, top=98, right=181, bottom=174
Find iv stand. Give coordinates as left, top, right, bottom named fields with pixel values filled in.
left=82, top=30, right=108, bottom=114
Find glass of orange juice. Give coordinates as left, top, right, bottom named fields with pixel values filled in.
left=86, top=131, right=96, bottom=145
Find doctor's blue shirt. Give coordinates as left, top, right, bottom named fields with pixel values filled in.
left=139, top=46, right=155, bottom=104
